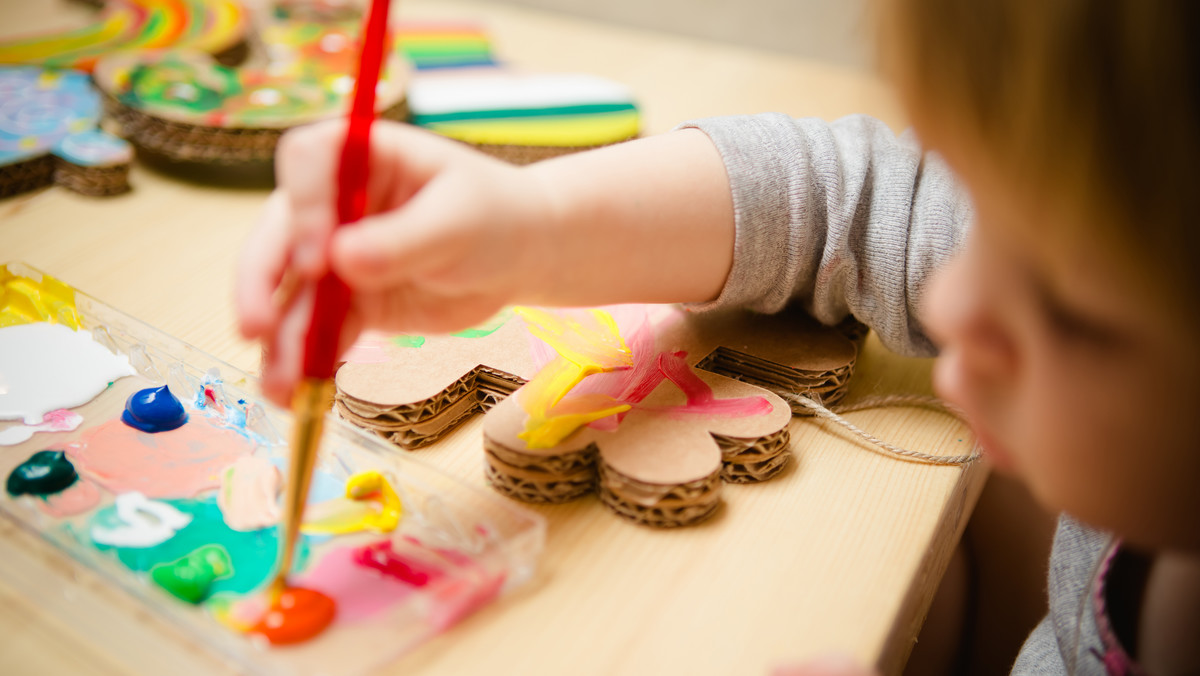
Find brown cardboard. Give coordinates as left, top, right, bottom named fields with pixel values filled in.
left=332, top=304, right=859, bottom=527
left=334, top=316, right=541, bottom=448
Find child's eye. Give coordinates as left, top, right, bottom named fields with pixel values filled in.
left=1038, top=292, right=1126, bottom=349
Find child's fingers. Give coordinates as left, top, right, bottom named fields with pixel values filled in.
left=235, top=190, right=292, bottom=340
left=275, top=121, right=347, bottom=277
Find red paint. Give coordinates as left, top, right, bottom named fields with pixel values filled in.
left=352, top=540, right=444, bottom=587
left=249, top=587, right=337, bottom=645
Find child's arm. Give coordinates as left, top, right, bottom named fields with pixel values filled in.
left=237, top=114, right=972, bottom=405
left=679, top=113, right=972, bottom=357
left=236, top=121, right=736, bottom=405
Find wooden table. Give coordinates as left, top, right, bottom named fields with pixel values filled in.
left=0, top=1, right=983, bottom=674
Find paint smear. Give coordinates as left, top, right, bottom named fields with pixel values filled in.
left=651, top=352, right=774, bottom=418
left=64, top=414, right=255, bottom=499
left=294, top=542, right=422, bottom=623
left=151, top=544, right=234, bottom=604
left=295, top=538, right=502, bottom=629
left=218, top=456, right=282, bottom=532
left=39, top=479, right=101, bottom=517
left=250, top=587, right=337, bottom=645
left=0, top=409, right=84, bottom=446
left=0, top=323, right=136, bottom=424
left=90, top=497, right=308, bottom=596
left=515, top=308, right=633, bottom=448
left=0, top=269, right=80, bottom=328
left=342, top=339, right=391, bottom=364
left=302, top=471, right=402, bottom=535
left=90, top=492, right=193, bottom=548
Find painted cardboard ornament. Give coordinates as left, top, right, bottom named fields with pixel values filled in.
left=0, top=0, right=249, bottom=73
left=333, top=304, right=859, bottom=527
left=0, top=67, right=133, bottom=198
left=92, top=20, right=409, bottom=164
left=335, top=310, right=541, bottom=449
left=481, top=306, right=857, bottom=527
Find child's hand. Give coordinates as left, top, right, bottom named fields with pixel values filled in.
left=236, top=120, right=554, bottom=405
left=236, top=121, right=735, bottom=406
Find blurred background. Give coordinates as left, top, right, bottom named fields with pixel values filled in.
left=498, top=0, right=873, bottom=68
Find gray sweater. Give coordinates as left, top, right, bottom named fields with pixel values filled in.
left=681, top=113, right=1128, bottom=674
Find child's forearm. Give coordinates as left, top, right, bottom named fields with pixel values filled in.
left=520, top=128, right=735, bottom=307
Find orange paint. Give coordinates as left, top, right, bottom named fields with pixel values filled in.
left=249, top=587, right=337, bottom=645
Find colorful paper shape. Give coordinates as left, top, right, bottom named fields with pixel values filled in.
left=0, top=66, right=132, bottom=197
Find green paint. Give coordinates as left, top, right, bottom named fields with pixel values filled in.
left=6, top=450, right=77, bottom=496
left=451, top=309, right=513, bottom=339
left=90, top=498, right=309, bottom=595
left=151, top=545, right=233, bottom=604
left=390, top=335, right=426, bottom=348
left=388, top=310, right=512, bottom=347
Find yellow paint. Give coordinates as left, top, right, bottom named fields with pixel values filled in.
left=514, top=307, right=634, bottom=449
left=301, top=470, right=402, bottom=535
left=0, top=267, right=80, bottom=329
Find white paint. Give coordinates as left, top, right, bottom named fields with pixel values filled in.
left=408, top=73, right=635, bottom=115
left=0, top=323, right=136, bottom=424
left=0, top=408, right=83, bottom=446
left=90, top=491, right=192, bottom=548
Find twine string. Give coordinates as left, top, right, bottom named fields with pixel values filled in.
left=783, top=393, right=982, bottom=466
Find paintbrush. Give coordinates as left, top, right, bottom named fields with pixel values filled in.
left=269, top=0, right=393, bottom=603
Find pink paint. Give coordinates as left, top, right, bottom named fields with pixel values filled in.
left=39, top=479, right=101, bottom=517
left=296, top=543, right=419, bottom=623
left=654, top=352, right=774, bottom=418
left=353, top=540, right=446, bottom=586
left=341, top=339, right=390, bottom=364
left=63, top=415, right=255, bottom=499
left=295, top=538, right=504, bottom=628
left=427, top=567, right=506, bottom=632
left=0, top=408, right=84, bottom=446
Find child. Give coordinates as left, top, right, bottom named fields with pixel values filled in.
left=236, top=0, right=1200, bottom=672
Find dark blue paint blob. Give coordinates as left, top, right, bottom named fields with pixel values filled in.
left=7, top=450, right=78, bottom=496
left=122, top=385, right=188, bottom=433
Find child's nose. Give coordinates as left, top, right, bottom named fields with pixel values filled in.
left=922, top=257, right=1015, bottom=376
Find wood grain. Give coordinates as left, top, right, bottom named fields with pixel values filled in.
left=0, top=1, right=980, bottom=674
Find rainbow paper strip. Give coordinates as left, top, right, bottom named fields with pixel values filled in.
left=408, top=72, right=640, bottom=147
left=0, top=0, right=247, bottom=73
left=395, top=23, right=497, bottom=71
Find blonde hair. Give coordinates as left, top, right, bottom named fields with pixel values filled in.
left=875, top=0, right=1200, bottom=290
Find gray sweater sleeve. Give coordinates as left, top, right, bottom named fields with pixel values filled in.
left=677, top=113, right=972, bottom=357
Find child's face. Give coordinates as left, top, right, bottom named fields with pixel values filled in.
left=921, top=146, right=1200, bottom=552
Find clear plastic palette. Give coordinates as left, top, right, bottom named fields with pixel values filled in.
left=0, top=262, right=546, bottom=676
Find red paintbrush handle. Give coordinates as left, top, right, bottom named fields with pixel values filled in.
left=301, top=0, right=392, bottom=379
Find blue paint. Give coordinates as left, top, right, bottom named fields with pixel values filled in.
left=122, top=385, right=188, bottom=433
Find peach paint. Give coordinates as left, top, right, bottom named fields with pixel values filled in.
left=63, top=416, right=255, bottom=498
left=217, top=456, right=281, bottom=531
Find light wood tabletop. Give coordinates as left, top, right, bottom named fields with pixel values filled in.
left=0, top=1, right=983, bottom=674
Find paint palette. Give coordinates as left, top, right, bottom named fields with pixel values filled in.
left=0, top=262, right=545, bottom=676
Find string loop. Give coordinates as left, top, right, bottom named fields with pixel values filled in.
left=784, top=393, right=982, bottom=466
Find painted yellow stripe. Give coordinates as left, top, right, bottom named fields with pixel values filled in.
left=0, top=11, right=133, bottom=63
left=427, top=110, right=639, bottom=146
